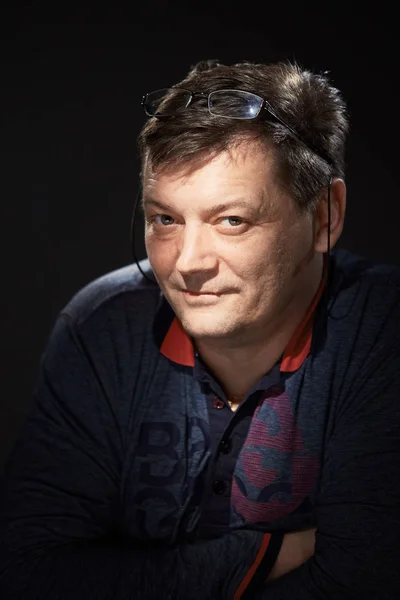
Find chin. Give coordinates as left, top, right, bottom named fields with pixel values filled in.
left=178, top=310, right=239, bottom=340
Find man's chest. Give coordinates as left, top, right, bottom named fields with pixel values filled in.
left=120, top=377, right=327, bottom=542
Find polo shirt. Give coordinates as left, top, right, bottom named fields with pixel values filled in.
left=159, top=258, right=326, bottom=542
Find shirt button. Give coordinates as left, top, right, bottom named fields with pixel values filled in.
left=219, top=438, right=232, bottom=454
left=212, top=397, right=225, bottom=409
left=212, top=480, right=226, bottom=495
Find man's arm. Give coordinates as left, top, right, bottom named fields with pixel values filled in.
left=0, top=314, right=280, bottom=599
left=266, top=528, right=316, bottom=582
left=253, top=335, right=400, bottom=598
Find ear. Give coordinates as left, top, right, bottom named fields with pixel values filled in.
left=313, top=178, right=347, bottom=253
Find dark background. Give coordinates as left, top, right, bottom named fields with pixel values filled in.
left=1, top=5, right=399, bottom=471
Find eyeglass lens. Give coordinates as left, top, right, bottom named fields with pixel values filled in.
left=209, top=90, right=263, bottom=119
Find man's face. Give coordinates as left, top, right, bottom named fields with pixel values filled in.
left=143, top=140, right=318, bottom=344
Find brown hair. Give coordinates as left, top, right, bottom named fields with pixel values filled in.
left=138, top=59, right=349, bottom=212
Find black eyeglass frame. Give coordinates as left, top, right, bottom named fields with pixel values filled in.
left=141, top=87, right=333, bottom=168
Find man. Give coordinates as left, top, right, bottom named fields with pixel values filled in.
left=1, top=59, right=399, bottom=599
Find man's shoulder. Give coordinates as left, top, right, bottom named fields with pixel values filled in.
left=333, top=248, right=400, bottom=280
left=332, top=248, right=400, bottom=303
left=61, top=258, right=162, bottom=328
left=327, top=248, right=400, bottom=346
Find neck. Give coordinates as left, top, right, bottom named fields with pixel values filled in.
left=195, top=255, right=324, bottom=400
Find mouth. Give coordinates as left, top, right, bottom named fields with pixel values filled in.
left=183, top=290, right=219, bottom=296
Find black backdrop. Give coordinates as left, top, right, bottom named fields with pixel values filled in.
left=1, top=6, right=399, bottom=471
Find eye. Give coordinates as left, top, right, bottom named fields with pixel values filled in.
left=151, top=214, right=175, bottom=226
left=220, top=216, right=245, bottom=227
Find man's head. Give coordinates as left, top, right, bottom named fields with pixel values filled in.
left=138, top=60, right=348, bottom=346
left=139, top=59, right=348, bottom=211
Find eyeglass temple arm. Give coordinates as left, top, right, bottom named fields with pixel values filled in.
left=262, top=100, right=333, bottom=168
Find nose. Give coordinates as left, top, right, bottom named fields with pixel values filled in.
left=175, top=223, right=217, bottom=276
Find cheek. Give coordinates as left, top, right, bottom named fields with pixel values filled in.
left=145, top=235, right=173, bottom=276
left=228, top=235, right=285, bottom=282
left=239, top=236, right=299, bottom=304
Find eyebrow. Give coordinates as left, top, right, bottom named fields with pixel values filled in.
left=142, top=198, right=257, bottom=214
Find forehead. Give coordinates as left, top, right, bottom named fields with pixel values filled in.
left=142, top=141, right=281, bottom=209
